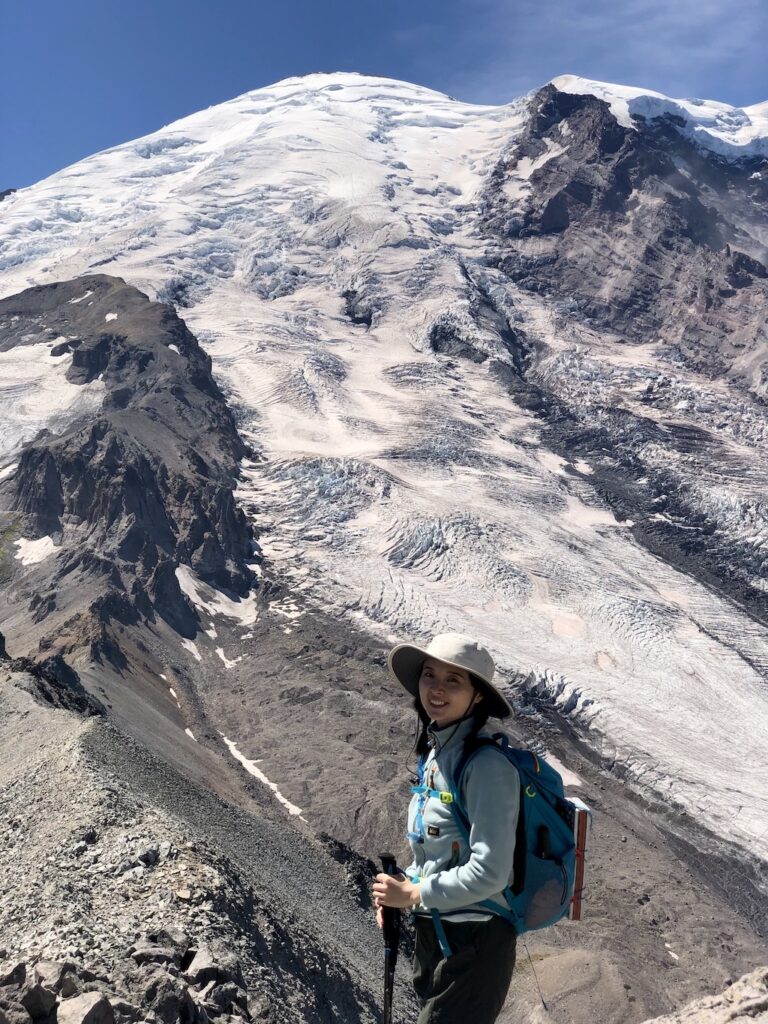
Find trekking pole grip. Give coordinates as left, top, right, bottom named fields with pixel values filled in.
left=380, top=852, right=397, bottom=876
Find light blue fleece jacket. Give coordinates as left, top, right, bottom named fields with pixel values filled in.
left=405, top=717, right=520, bottom=921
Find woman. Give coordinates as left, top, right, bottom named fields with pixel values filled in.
left=372, top=633, right=520, bottom=1024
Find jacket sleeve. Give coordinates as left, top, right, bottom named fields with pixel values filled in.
left=417, top=747, right=519, bottom=911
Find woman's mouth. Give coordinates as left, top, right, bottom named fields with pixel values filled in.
left=428, top=699, right=447, bottom=709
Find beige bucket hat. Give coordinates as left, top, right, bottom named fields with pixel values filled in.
left=388, top=632, right=513, bottom=719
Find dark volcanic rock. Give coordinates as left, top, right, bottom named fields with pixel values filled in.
left=0, top=962, right=26, bottom=987
left=483, top=85, right=768, bottom=380
left=18, top=983, right=57, bottom=1020
left=127, top=967, right=196, bottom=1024
left=183, top=947, right=244, bottom=991
left=0, top=997, right=31, bottom=1024
left=0, top=275, right=257, bottom=662
left=9, top=654, right=103, bottom=716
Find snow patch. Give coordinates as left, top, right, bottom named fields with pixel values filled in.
left=14, top=536, right=57, bottom=565
left=219, top=733, right=305, bottom=818
left=270, top=597, right=304, bottom=620
left=67, top=290, right=93, bottom=304
left=104, top=313, right=118, bottom=322
left=538, top=451, right=568, bottom=476
left=175, top=564, right=259, bottom=625
left=180, top=638, right=202, bottom=662
left=0, top=342, right=107, bottom=461
left=185, top=728, right=197, bottom=742
left=0, top=463, right=18, bottom=482
left=216, top=647, right=241, bottom=669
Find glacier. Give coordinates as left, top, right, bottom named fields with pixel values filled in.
left=1, top=72, right=767, bottom=876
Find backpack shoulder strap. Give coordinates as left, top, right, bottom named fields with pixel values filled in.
left=450, top=733, right=514, bottom=834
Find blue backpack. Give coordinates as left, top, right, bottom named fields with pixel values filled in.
left=448, top=732, right=579, bottom=936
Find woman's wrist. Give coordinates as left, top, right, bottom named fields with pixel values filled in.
left=409, top=883, right=422, bottom=907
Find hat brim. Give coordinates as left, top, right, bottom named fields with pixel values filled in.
left=387, top=643, right=513, bottom=719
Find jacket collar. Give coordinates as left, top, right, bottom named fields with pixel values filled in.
left=427, top=715, right=477, bottom=754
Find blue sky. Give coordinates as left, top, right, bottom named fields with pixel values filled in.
left=2, top=0, right=767, bottom=189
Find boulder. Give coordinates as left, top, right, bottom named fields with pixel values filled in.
left=182, top=951, right=242, bottom=991
left=109, top=1001, right=141, bottom=1024
left=134, top=969, right=196, bottom=1024
left=204, top=985, right=247, bottom=1015
left=0, top=963, right=26, bottom=988
left=59, top=975, right=80, bottom=1000
left=19, top=984, right=57, bottom=1020
left=57, top=994, right=114, bottom=1024
left=0, top=997, right=32, bottom=1024
left=190, top=984, right=214, bottom=1006
left=32, top=963, right=74, bottom=993
left=136, top=845, right=159, bottom=868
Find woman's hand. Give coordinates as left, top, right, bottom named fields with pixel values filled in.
left=373, top=872, right=421, bottom=909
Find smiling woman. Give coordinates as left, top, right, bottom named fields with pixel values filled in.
left=372, top=633, right=519, bottom=1024
left=418, top=658, right=482, bottom=726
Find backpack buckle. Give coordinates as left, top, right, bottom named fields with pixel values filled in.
left=439, top=792, right=454, bottom=804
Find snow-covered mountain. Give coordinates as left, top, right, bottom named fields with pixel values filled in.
left=1, top=71, right=768, bottom=915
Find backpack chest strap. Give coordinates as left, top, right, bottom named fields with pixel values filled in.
left=411, top=783, right=454, bottom=804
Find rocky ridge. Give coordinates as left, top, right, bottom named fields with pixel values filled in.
left=0, top=647, right=414, bottom=1024
left=0, top=275, right=257, bottom=667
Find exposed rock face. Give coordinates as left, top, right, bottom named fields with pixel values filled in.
left=7, top=653, right=103, bottom=716
left=483, top=85, right=768, bottom=385
left=0, top=276, right=256, bottom=662
left=640, top=967, right=768, bottom=1023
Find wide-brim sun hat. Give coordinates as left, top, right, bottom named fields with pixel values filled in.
left=388, top=632, right=513, bottom=719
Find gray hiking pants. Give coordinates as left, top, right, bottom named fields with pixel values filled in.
left=412, top=915, right=517, bottom=1024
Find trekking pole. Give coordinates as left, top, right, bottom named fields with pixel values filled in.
left=379, top=852, right=401, bottom=1024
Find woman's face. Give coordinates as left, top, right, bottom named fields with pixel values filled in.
left=418, top=657, right=482, bottom=727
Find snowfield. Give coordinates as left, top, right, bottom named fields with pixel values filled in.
left=0, top=340, right=106, bottom=463
left=1, top=73, right=767, bottom=868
